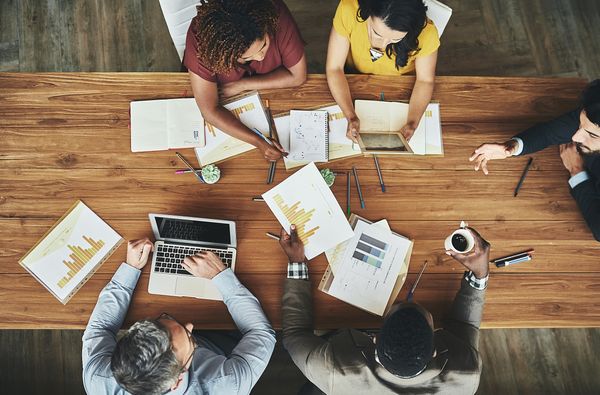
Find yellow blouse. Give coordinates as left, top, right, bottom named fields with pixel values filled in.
left=332, top=0, right=440, bottom=75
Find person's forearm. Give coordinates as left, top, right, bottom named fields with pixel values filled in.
left=238, top=66, right=305, bottom=90
left=513, top=109, right=580, bottom=155
left=326, top=68, right=356, bottom=119
left=406, top=79, right=434, bottom=127
left=201, top=103, right=264, bottom=148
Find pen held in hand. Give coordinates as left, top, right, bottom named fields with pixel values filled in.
left=265, top=232, right=280, bottom=241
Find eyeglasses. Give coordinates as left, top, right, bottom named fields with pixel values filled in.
left=156, top=313, right=198, bottom=373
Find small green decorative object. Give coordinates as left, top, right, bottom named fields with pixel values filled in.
left=320, top=168, right=335, bottom=187
left=201, top=164, right=221, bottom=184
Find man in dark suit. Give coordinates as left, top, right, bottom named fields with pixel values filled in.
left=279, top=224, right=491, bottom=394
left=470, top=79, right=600, bottom=240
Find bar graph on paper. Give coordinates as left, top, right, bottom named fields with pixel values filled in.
left=19, top=201, right=122, bottom=303
left=206, top=102, right=256, bottom=136
left=57, top=236, right=105, bottom=288
left=273, top=194, right=319, bottom=246
left=352, top=233, right=389, bottom=269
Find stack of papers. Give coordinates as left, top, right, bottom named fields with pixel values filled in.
left=319, top=215, right=413, bottom=316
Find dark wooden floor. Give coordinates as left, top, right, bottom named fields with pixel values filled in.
left=0, top=0, right=599, bottom=394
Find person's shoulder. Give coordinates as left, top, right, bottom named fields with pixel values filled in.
left=417, top=19, right=440, bottom=55
left=436, top=330, right=481, bottom=372
left=337, top=0, right=360, bottom=18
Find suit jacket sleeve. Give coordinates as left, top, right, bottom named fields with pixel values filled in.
left=514, top=109, right=580, bottom=155
left=443, top=278, right=486, bottom=351
left=570, top=177, right=600, bottom=241
left=282, top=278, right=334, bottom=393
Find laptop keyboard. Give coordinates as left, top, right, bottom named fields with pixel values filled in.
left=154, top=244, right=233, bottom=275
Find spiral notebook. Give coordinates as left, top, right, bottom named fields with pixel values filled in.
left=288, top=110, right=329, bottom=162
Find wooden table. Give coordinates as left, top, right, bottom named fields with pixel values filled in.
left=1, top=73, right=598, bottom=329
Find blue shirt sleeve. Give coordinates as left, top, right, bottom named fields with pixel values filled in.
left=569, top=171, right=590, bottom=189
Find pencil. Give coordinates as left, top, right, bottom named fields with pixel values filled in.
left=514, top=157, right=533, bottom=197
left=346, top=171, right=351, bottom=216
left=175, top=168, right=201, bottom=174
left=252, top=197, right=265, bottom=202
left=373, top=155, right=386, bottom=192
left=407, top=260, right=428, bottom=301
left=265, top=100, right=277, bottom=184
left=352, top=166, right=365, bottom=209
left=175, top=152, right=204, bottom=184
left=266, top=232, right=280, bottom=241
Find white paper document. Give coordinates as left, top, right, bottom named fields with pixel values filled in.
left=326, top=220, right=412, bottom=315
left=288, top=110, right=328, bottom=162
left=262, top=162, right=353, bottom=259
left=130, top=98, right=204, bottom=152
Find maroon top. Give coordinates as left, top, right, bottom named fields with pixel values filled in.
left=184, top=0, right=305, bottom=84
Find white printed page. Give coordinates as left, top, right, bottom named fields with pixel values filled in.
left=425, top=103, right=443, bottom=154
left=130, top=100, right=168, bottom=152
left=166, top=98, right=205, bottom=149
left=288, top=110, right=328, bottom=162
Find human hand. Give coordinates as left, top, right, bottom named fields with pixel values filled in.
left=399, top=123, right=417, bottom=142
left=181, top=251, right=226, bottom=279
left=469, top=140, right=518, bottom=175
left=559, top=143, right=585, bottom=176
left=220, top=80, right=246, bottom=98
left=279, top=225, right=306, bottom=263
left=445, top=227, right=490, bottom=279
left=346, top=116, right=360, bottom=143
left=259, top=139, right=286, bottom=161
left=125, top=238, right=154, bottom=270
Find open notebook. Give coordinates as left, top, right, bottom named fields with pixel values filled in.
left=130, top=98, right=205, bottom=152
left=274, top=104, right=362, bottom=170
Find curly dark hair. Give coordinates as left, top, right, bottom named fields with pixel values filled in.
left=376, top=306, right=434, bottom=377
left=357, top=0, right=428, bottom=70
left=193, top=0, right=278, bottom=74
left=582, top=79, right=600, bottom=126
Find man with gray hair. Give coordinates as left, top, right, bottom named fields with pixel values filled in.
left=82, top=238, right=276, bottom=394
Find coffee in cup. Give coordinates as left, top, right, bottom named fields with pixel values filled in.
left=444, top=227, right=475, bottom=253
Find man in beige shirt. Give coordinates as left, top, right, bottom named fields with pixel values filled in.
left=279, top=225, right=490, bottom=394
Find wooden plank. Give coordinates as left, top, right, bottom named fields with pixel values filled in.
left=0, top=168, right=583, bottom=222
left=0, top=0, right=20, bottom=72
left=18, top=0, right=63, bottom=71
left=0, top=272, right=598, bottom=329
left=0, top=121, right=573, bottom=171
left=139, top=0, right=182, bottom=71
left=0, top=74, right=586, bottom=123
left=2, top=219, right=599, bottom=275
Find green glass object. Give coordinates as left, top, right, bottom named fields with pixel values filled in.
left=201, top=164, right=221, bottom=184
left=320, top=168, right=335, bottom=187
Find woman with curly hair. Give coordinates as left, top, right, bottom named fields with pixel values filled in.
left=326, top=0, right=439, bottom=144
left=184, top=0, right=306, bottom=161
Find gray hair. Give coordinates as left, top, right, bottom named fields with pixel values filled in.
left=111, top=320, right=181, bottom=395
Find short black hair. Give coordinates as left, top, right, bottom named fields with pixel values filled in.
left=376, top=306, right=434, bottom=377
left=582, top=79, right=600, bottom=126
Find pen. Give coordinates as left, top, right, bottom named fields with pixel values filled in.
left=496, top=254, right=532, bottom=267
left=175, top=152, right=204, bottom=183
left=514, top=157, right=533, bottom=197
left=491, top=249, right=535, bottom=263
left=407, top=260, right=428, bottom=301
left=373, top=155, right=386, bottom=192
left=252, top=128, right=272, bottom=146
left=346, top=171, right=351, bottom=216
left=266, top=232, right=280, bottom=241
left=352, top=166, right=365, bottom=209
left=252, top=197, right=265, bottom=202
left=175, top=168, right=201, bottom=174
left=265, top=100, right=277, bottom=184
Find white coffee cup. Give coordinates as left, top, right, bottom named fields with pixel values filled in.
left=444, top=228, right=475, bottom=253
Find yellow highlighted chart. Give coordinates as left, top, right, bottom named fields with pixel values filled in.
left=57, top=236, right=105, bottom=288
left=273, top=194, right=319, bottom=246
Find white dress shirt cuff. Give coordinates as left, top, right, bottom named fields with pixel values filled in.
left=511, top=137, right=524, bottom=156
left=212, top=268, right=239, bottom=297
left=568, top=171, right=590, bottom=189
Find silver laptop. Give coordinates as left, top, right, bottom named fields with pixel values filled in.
left=148, top=214, right=237, bottom=300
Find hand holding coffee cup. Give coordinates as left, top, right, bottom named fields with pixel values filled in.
left=445, top=227, right=491, bottom=279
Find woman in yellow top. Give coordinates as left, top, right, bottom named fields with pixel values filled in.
left=327, top=0, right=439, bottom=142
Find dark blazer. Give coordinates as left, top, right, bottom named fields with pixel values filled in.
left=282, top=278, right=485, bottom=395
left=514, top=109, right=600, bottom=241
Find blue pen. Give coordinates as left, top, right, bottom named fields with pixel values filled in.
left=252, top=128, right=273, bottom=145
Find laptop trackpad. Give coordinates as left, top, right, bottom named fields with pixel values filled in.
left=176, top=276, right=223, bottom=301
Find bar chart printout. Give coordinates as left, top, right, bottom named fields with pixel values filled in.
left=58, top=236, right=105, bottom=288
left=262, top=162, right=354, bottom=259
left=352, top=233, right=389, bottom=269
left=19, top=201, right=122, bottom=303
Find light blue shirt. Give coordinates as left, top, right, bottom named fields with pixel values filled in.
left=511, top=137, right=589, bottom=189
left=82, top=263, right=276, bottom=395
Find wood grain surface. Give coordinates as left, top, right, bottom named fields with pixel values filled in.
left=1, top=73, right=597, bottom=329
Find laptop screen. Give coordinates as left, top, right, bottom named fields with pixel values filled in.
left=155, top=216, right=231, bottom=245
